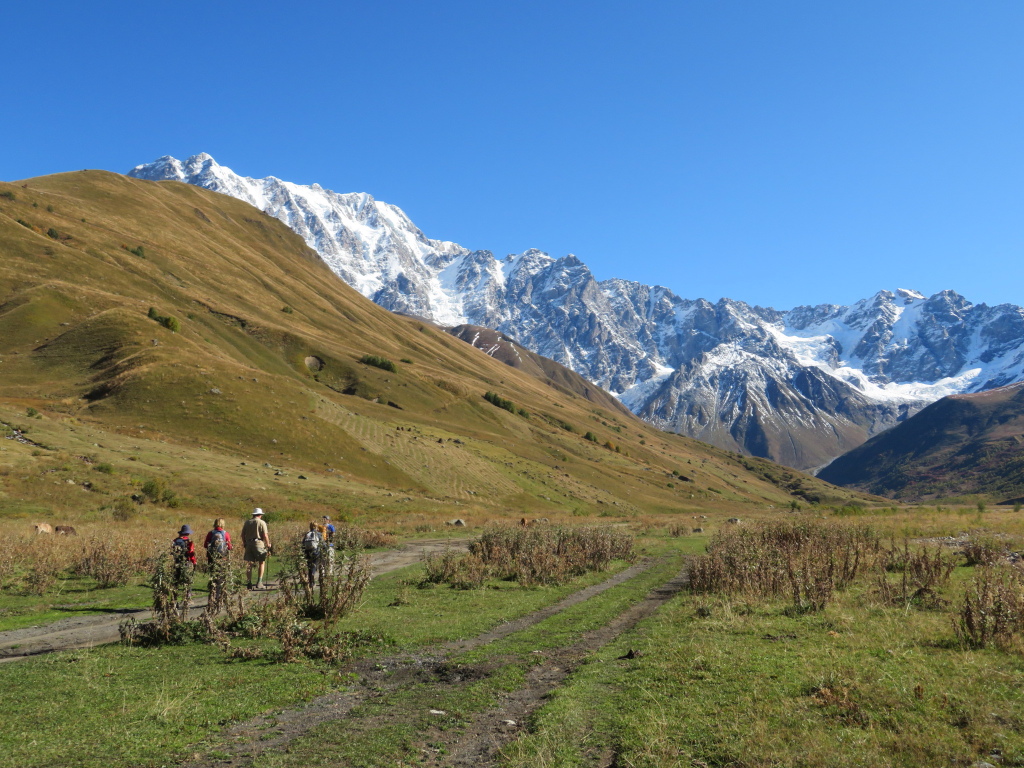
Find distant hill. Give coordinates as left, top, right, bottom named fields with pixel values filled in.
left=0, top=170, right=866, bottom=522
left=818, top=382, right=1024, bottom=502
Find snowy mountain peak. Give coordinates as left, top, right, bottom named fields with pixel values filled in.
left=896, top=288, right=926, bottom=303
left=128, top=154, right=1024, bottom=470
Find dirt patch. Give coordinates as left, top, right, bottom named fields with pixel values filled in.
left=0, top=537, right=470, bottom=661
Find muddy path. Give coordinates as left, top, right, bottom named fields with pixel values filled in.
left=178, top=558, right=688, bottom=768
left=0, top=537, right=470, bottom=661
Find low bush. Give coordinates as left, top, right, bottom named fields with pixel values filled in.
left=360, top=354, right=397, bottom=372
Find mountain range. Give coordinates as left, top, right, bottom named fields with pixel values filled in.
left=3, top=168, right=869, bottom=524
left=129, top=154, right=1024, bottom=471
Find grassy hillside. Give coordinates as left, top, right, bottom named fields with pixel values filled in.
left=819, top=382, right=1024, bottom=503
left=0, top=171, right=867, bottom=526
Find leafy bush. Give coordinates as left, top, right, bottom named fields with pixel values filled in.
left=140, top=478, right=177, bottom=505
left=147, top=308, right=180, bottom=332
left=0, top=190, right=15, bottom=201
left=281, top=305, right=294, bottom=314
left=46, top=227, right=60, bottom=239
left=360, top=354, right=397, bottom=372
left=584, top=431, right=598, bottom=442
left=484, top=391, right=515, bottom=413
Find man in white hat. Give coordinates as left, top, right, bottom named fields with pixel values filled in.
left=241, top=508, right=272, bottom=589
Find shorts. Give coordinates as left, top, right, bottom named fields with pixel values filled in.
left=244, top=541, right=268, bottom=563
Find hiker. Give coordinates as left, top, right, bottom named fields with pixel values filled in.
left=302, top=522, right=325, bottom=586
left=322, top=515, right=336, bottom=573
left=171, top=524, right=197, bottom=605
left=204, top=518, right=232, bottom=605
left=241, top=508, right=272, bottom=590
left=172, top=524, right=197, bottom=568
left=204, top=518, right=233, bottom=563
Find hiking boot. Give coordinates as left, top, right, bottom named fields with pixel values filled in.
left=256, top=581, right=265, bottom=590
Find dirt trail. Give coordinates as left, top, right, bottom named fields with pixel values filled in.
left=0, top=537, right=470, bottom=661
left=437, top=568, right=690, bottom=767
left=177, top=558, right=687, bottom=768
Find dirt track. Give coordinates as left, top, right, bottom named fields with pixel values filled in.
left=0, top=537, right=470, bottom=661
left=178, top=557, right=688, bottom=768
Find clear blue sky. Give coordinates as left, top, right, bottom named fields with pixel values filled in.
left=5, top=1, right=1023, bottom=311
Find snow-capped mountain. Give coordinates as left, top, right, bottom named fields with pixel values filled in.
left=129, top=155, right=1024, bottom=469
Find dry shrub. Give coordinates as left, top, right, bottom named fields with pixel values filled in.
left=330, top=525, right=396, bottom=550
left=121, top=547, right=198, bottom=646
left=875, top=538, right=956, bottom=608
left=689, top=521, right=881, bottom=612
left=74, top=533, right=155, bottom=588
left=422, top=547, right=463, bottom=585
left=278, top=545, right=372, bottom=625
left=961, top=534, right=1015, bottom=567
left=424, top=525, right=634, bottom=589
left=954, top=565, right=1024, bottom=649
left=435, top=378, right=467, bottom=396
left=4, top=534, right=76, bottom=595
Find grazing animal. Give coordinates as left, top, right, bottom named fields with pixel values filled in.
left=34, top=523, right=53, bottom=535
left=55, top=525, right=78, bottom=536
left=727, top=517, right=741, bottom=524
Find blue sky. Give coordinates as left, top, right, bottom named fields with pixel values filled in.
left=4, top=1, right=1023, bottom=310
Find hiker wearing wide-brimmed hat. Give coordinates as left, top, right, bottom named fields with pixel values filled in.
left=241, top=508, right=272, bottom=590
left=171, top=524, right=197, bottom=566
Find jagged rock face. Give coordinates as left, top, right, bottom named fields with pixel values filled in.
left=130, top=155, right=1024, bottom=470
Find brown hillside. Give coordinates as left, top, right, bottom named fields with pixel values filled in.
left=0, top=171, right=866, bottom=524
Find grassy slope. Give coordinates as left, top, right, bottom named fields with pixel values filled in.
left=0, top=171, right=868, bottom=528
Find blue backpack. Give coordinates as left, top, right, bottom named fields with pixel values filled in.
left=207, top=529, right=227, bottom=555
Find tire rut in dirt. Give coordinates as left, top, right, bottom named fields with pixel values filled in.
left=425, top=568, right=690, bottom=767
left=175, top=558, right=666, bottom=768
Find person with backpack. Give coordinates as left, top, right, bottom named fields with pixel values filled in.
left=302, top=522, right=325, bottom=586
left=322, top=515, right=336, bottom=573
left=241, top=508, right=272, bottom=590
left=171, top=525, right=197, bottom=606
left=204, top=519, right=232, bottom=607
left=172, top=525, right=197, bottom=567
left=204, top=519, right=232, bottom=561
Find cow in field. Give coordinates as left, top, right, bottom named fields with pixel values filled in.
left=34, top=523, right=53, bottom=534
